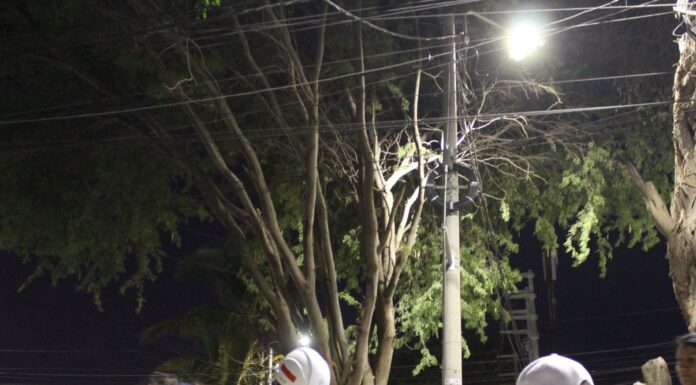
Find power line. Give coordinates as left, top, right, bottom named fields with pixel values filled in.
left=0, top=0, right=463, bottom=60
left=0, top=51, right=440, bottom=125
left=0, top=65, right=675, bottom=127
left=321, top=0, right=481, bottom=41
left=1, top=0, right=669, bottom=69
left=1, top=1, right=672, bottom=124
left=0, top=60, right=670, bottom=127
left=547, top=306, right=681, bottom=325
left=543, top=0, right=621, bottom=29
left=0, top=338, right=676, bottom=385
left=0, top=97, right=674, bottom=156
left=3, top=0, right=669, bottom=71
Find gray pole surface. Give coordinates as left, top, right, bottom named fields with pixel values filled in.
left=442, top=14, right=462, bottom=385
left=267, top=346, right=274, bottom=385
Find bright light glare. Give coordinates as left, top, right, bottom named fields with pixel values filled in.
left=507, top=23, right=544, bottom=61
left=299, top=334, right=311, bottom=346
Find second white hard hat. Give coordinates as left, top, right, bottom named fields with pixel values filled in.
left=516, top=354, right=594, bottom=385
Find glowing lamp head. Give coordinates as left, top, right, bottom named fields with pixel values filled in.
left=507, top=22, right=544, bottom=61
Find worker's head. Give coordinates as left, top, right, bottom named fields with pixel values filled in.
left=676, top=333, right=696, bottom=385
left=516, top=354, right=594, bottom=385
left=272, top=347, right=330, bottom=385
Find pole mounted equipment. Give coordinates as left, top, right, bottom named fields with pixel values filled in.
left=425, top=161, right=480, bottom=214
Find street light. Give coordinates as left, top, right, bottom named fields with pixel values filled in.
left=465, top=11, right=544, bottom=62
left=506, top=22, right=544, bottom=61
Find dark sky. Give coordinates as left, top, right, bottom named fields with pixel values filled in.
left=513, top=240, right=685, bottom=385
left=0, top=253, right=215, bottom=385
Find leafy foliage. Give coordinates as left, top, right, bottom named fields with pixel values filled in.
left=395, top=219, right=519, bottom=374
left=0, top=140, right=204, bottom=310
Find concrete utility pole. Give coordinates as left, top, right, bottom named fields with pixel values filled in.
left=267, top=346, right=274, bottom=385
left=442, top=14, right=462, bottom=385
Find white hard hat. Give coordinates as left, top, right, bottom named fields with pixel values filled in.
left=516, top=354, right=594, bottom=385
left=273, top=347, right=330, bottom=385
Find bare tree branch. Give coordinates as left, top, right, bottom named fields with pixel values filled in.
left=625, top=162, right=674, bottom=238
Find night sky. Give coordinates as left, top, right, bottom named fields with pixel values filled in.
left=522, top=243, right=685, bottom=385
left=0, top=251, right=217, bottom=385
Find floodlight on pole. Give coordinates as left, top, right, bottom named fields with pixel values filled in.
left=465, top=11, right=544, bottom=62
left=506, top=22, right=544, bottom=61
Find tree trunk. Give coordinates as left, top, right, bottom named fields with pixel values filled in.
left=671, top=32, right=696, bottom=331
left=373, top=296, right=396, bottom=385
